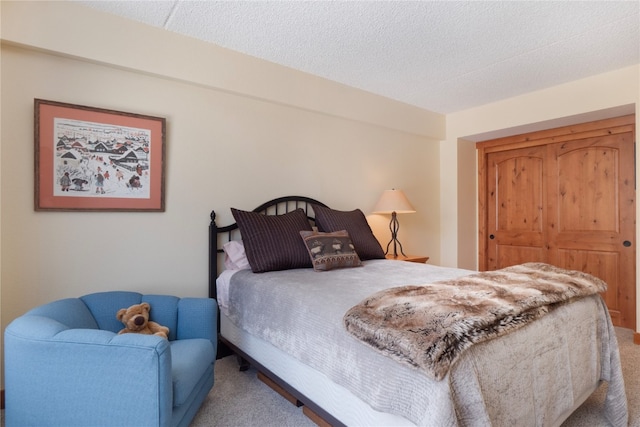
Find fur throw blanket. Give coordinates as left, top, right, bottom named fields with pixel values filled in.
left=343, top=262, right=607, bottom=381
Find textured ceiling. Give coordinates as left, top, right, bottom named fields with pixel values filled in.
left=77, top=1, right=639, bottom=114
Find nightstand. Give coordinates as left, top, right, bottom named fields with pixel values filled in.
left=385, top=254, right=429, bottom=263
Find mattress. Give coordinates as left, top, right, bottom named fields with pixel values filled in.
left=217, top=260, right=627, bottom=426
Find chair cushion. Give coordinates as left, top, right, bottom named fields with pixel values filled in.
left=170, top=339, right=215, bottom=406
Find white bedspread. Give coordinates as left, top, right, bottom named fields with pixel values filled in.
left=222, top=260, right=628, bottom=426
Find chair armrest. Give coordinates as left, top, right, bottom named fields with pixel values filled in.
left=5, top=317, right=173, bottom=427
left=176, top=298, right=218, bottom=349
left=4, top=315, right=69, bottom=339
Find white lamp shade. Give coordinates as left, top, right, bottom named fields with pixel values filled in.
left=372, top=189, right=416, bottom=214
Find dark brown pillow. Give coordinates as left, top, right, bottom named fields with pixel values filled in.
left=312, top=204, right=385, bottom=260
left=231, top=208, right=313, bottom=273
left=300, top=230, right=362, bottom=271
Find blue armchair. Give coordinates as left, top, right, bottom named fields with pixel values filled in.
left=4, top=291, right=217, bottom=427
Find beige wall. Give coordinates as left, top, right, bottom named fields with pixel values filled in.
left=0, top=2, right=445, bottom=388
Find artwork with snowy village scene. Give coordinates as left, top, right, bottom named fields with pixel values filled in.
left=35, top=100, right=165, bottom=211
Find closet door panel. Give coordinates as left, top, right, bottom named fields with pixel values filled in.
left=557, top=249, right=621, bottom=325
left=548, top=133, right=635, bottom=329
left=486, top=146, right=547, bottom=270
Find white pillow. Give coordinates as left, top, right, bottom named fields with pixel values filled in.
left=223, top=240, right=251, bottom=270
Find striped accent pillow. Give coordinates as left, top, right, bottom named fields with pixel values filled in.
left=312, top=204, right=385, bottom=260
left=231, top=208, right=313, bottom=273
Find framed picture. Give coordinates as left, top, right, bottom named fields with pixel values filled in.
left=35, top=99, right=166, bottom=211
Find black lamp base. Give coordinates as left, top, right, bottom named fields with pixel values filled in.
left=384, top=211, right=407, bottom=258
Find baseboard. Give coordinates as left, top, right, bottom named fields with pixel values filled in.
left=634, top=331, right=640, bottom=345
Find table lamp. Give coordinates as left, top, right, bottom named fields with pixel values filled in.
left=372, top=189, right=416, bottom=257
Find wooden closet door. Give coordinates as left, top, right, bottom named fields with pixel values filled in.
left=548, top=133, right=636, bottom=328
left=478, top=115, right=636, bottom=330
left=486, top=145, right=548, bottom=270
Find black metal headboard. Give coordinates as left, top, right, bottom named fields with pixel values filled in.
left=208, top=195, right=328, bottom=298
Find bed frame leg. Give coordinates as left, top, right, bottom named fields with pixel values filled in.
left=236, top=355, right=250, bottom=371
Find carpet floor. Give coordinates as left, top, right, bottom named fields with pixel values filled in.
left=191, top=327, right=639, bottom=427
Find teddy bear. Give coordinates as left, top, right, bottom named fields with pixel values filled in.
left=116, top=302, right=169, bottom=339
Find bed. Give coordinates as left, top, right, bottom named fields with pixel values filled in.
left=208, top=196, right=628, bottom=427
